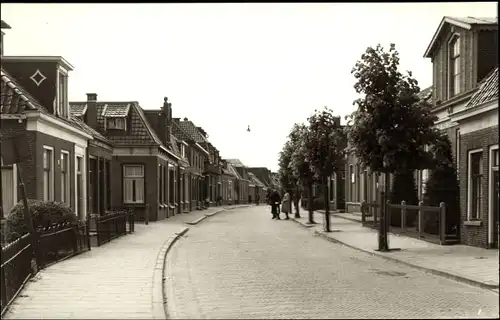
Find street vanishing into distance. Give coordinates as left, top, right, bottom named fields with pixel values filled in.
left=165, top=206, right=499, bottom=319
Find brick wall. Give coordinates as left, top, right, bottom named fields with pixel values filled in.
left=459, top=126, right=499, bottom=248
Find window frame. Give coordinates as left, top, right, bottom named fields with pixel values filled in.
left=107, top=117, right=127, bottom=130
left=60, top=150, right=70, bottom=205
left=123, top=164, right=145, bottom=204
left=57, top=70, right=68, bottom=118
left=43, top=146, right=55, bottom=201
left=467, top=148, right=483, bottom=221
left=455, top=128, right=460, bottom=179
left=448, top=34, right=461, bottom=98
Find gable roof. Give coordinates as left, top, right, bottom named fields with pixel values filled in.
left=71, top=118, right=114, bottom=146
left=1, top=69, right=43, bottom=114
left=225, top=158, right=246, bottom=167
left=170, top=134, right=190, bottom=168
left=424, top=16, right=498, bottom=58
left=102, top=103, right=131, bottom=117
left=70, top=101, right=163, bottom=146
left=417, top=86, right=433, bottom=105
left=248, top=172, right=266, bottom=188
left=227, top=163, right=242, bottom=179
left=465, top=67, right=498, bottom=109
left=176, top=119, right=208, bottom=144
left=171, top=120, right=191, bottom=141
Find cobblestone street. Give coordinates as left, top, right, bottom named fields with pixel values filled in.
left=166, top=206, right=499, bottom=319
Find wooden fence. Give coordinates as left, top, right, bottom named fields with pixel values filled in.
left=92, top=210, right=135, bottom=247
left=360, top=200, right=458, bottom=245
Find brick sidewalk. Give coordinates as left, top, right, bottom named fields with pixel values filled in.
left=292, top=211, right=499, bottom=289
left=3, top=205, right=247, bottom=319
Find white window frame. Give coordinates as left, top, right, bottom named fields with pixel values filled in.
left=488, top=145, right=499, bottom=244
left=448, top=34, right=461, bottom=98
left=181, top=144, right=186, bottom=158
left=107, top=117, right=127, bottom=130
left=60, top=150, right=70, bottom=205
left=467, top=148, right=483, bottom=220
left=75, top=154, right=84, bottom=218
left=56, top=70, right=68, bottom=118
left=123, top=164, right=145, bottom=204
left=43, top=146, right=55, bottom=201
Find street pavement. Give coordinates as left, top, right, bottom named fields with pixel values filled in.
left=165, top=206, right=500, bottom=319
left=3, top=206, right=245, bottom=319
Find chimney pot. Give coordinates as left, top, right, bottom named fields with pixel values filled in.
left=87, top=93, right=97, bottom=102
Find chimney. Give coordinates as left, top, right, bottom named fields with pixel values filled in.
left=162, top=97, right=171, bottom=144
left=86, top=93, right=98, bottom=129
left=1, top=20, right=11, bottom=56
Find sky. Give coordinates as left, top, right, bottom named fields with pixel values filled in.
left=1, top=2, right=497, bottom=171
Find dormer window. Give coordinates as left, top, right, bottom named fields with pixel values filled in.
left=57, top=71, right=69, bottom=118
left=449, top=35, right=461, bottom=98
left=106, top=117, right=126, bottom=130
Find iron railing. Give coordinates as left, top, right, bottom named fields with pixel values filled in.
left=1, top=233, right=34, bottom=316
left=94, top=210, right=133, bottom=247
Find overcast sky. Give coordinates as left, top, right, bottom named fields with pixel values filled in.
left=1, top=3, right=497, bottom=171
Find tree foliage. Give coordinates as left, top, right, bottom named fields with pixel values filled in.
left=306, top=107, right=346, bottom=179
left=423, top=135, right=460, bottom=234
left=347, top=43, right=440, bottom=174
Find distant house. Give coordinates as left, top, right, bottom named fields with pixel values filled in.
left=248, top=172, right=266, bottom=203
left=225, top=159, right=251, bottom=204
left=175, top=118, right=210, bottom=210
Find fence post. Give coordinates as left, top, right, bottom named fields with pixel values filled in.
left=86, top=218, right=91, bottom=250
left=439, top=202, right=446, bottom=244
left=361, top=201, right=366, bottom=223
left=96, top=216, right=101, bottom=247
left=418, top=201, right=424, bottom=235
left=401, top=200, right=406, bottom=229
left=145, top=204, right=150, bottom=225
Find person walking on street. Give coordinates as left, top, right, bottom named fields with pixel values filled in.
left=255, top=193, right=260, bottom=205
left=281, top=191, right=291, bottom=220
left=248, top=194, right=252, bottom=204
left=270, top=190, right=281, bottom=220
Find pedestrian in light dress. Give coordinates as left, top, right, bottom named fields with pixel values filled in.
left=281, top=191, right=291, bottom=220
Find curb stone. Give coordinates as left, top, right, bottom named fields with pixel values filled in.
left=185, top=215, right=208, bottom=225
left=152, top=227, right=189, bottom=320
left=299, top=224, right=499, bottom=291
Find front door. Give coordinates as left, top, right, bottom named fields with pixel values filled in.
left=493, top=170, right=499, bottom=249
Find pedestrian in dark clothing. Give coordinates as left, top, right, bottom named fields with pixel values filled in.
left=248, top=194, right=252, bottom=204
left=256, top=194, right=260, bottom=205
left=270, top=190, right=282, bottom=220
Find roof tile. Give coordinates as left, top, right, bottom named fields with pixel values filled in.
left=1, top=69, right=42, bottom=114
left=102, top=103, right=130, bottom=117
left=466, top=67, right=498, bottom=109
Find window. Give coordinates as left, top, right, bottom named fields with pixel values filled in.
left=468, top=150, right=483, bottom=220
left=107, top=117, right=126, bottom=130
left=1, top=159, right=17, bottom=217
left=76, top=156, right=83, bottom=218
left=105, top=160, right=111, bottom=210
left=58, top=72, right=68, bottom=117
left=169, top=165, right=175, bottom=205
left=163, top=165, right=168, bottom=204
left=43, top=147, right=54, bottom=201
left=449, top=36, right=461, bottom=97
left=180, top=145, right=185, bottom=158
left=60, top=151, right=70, bottom=204
left=123, top=165, right=145, bottom=204
left=492, top=149, right=499, bottom=167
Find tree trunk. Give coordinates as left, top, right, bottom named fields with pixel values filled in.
left=294, top=184, right=301, bottom=218
left=378, top=172, right=390, bottom=251
left=323, top=175, right=331, bottom=232
left=307, top=181, right=315, bottom=224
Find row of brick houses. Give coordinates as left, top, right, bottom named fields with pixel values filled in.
left=344, top=16, right=499, bottom=249
left=0, top=20, right=278, bottom=223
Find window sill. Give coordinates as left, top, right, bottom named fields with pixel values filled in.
left=464, top=220, right=482, bottom=227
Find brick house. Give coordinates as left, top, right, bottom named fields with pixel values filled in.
left=220, top=160, right=238, bottom=205
left=195, top=127, right=223, bottom=207
left=174, top=118, right=209, bottom=210
left=248, top=172, right=266, bottom=203
left=0, top=47, right=96, bottom=222
left=422, top=16, right=498, bottom=248
left=225, top=159, right=251, bottom=204
left=69, top=94, right=181, bottom=221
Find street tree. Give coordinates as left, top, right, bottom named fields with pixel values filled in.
left=288, top=123, right=317, bottom=224
left=278, top=138, right=300, bottom=218
left=347, top=43, right=440, bottom=251
left=306, top=107, right=346, bottom=232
